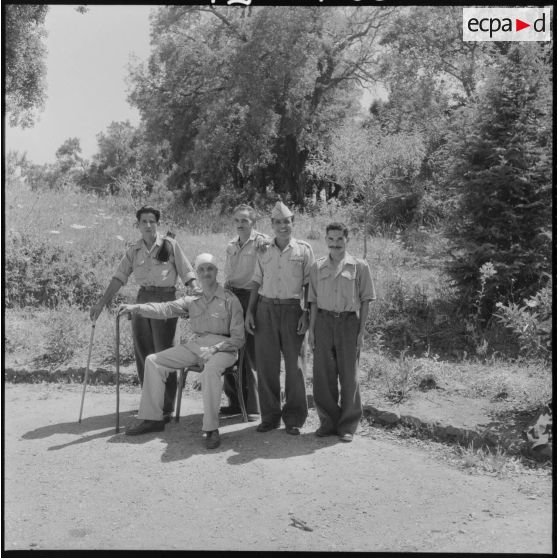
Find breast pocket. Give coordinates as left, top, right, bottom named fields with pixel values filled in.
left=289, top=256, right=304, bottom=278
left=340, top=268, right=357, bottom=304
left=133, top=258, right=148, bottom=282
left=208, top=301, right=229, bottom=331
left=154, top=259, right=172, bottom=279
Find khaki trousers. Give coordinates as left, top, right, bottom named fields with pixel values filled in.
left=312, top=312, right=362, bottom=435
left=137, top=335, right=237, bottom=431
left=254, top=301, right=307, bottom=428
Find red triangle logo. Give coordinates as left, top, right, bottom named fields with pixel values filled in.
left=516, top=19, right=530, bottom=31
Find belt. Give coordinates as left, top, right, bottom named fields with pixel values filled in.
left=318, top=308, right=356, bottom=318
left=259, top=295, right=301, bottom=305
left=229, top=287, right=252, bottom=295
left=139, top=286, right=176, bottom=293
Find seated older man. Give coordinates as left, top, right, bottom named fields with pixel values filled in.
left=118, top=253, right=245, bottom=449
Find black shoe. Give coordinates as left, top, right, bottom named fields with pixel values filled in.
left=203, top=429, right=221, bottom=449
left=220, top=405, right=242, bottom=416
left=125, top=420, right=165, bottom=436
left=285, top=426, right=301, bottom=436
left=163, top=414, right=172, bottom=424
left=256, top=421, right=280, bottom=433
left=315, top=426, right=335, bottom=437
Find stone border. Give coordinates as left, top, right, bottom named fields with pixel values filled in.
left=363, top=405, right=551, bottom=462
left=4, top=367, right=139, bottom=385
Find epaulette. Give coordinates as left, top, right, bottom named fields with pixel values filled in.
left=296, top=239, right=312, bottom=249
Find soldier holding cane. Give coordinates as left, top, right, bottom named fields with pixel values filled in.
left=90, top=206, right=199, bottom=421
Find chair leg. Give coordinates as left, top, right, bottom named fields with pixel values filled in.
left=235, top=348, right=248, bottom=422
left=175, top=369, right=187, bottom=423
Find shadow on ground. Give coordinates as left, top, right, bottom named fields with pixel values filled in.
left=21, top=409, right=340, bottom=463
left=21, top=410, right=136, bottom=451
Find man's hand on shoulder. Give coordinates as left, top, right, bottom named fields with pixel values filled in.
left=254, top=234, right=271, bottom=253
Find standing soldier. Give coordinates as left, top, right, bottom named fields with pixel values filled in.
left=222, top=204, right=269, bottom=421
left=90, top=206, right=199, bottom=421
left=307, top=222, right=376, bottom=442
left=245, top=201, right=315, bottom=435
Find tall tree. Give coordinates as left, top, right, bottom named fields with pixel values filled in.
left=128, top=6, right=395, bottom=206
left=446, top=44, right=552, bottom=318
left=5, top=4, right=49, bottom=128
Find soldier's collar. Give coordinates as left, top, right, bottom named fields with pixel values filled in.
left=195, top=284, right=227, bottom=302
left=326, top=252, right=357, bottom=268
left=236, top=229, right=257, bottom=246
left=136, top=233, right=163, bottom=251
left=271, top=236, right=296, bottom=251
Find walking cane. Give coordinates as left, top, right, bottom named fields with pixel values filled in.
left=78, top=323, right=96, bottom=423
left=115, top=313, right=121, bottom=433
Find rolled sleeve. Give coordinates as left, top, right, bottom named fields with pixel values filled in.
left=216, top=296, right=246, bottom=352
left=113, top=247, right=134, bottom=286
left=172, top=240, right=196, bottom=286
left=307, top=263, right=318, bottom=303
left=302, top=245, right=315, bottom=286
left=138, top=297, right=191, bottom=319
left=358, top=262, right=376, bottom=302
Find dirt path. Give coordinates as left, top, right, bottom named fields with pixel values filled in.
left=4, top=383, right=553, bottom=552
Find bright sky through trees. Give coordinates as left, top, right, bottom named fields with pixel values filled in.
left=6, top=5, right=152, bottom=164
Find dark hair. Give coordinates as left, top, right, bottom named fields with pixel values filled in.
left=326, top=222, right=349, bottom=238
left=136, top=206, right=161, bottom=222
left=232, top=204, right=256, bottom=222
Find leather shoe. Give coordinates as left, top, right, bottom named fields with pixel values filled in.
left=285, top=426, right=301, bottom=436
left=163, top=414, right=172, bottom=424
left=338, top=433, right=353, bottom=442
left=220, top=405, right=241, bottom=416
left=315, top=426, right=335, bottom=437
left=256, top=422, right=280, bottom=433
left=203, top=429, right=221, bottom=449
left=125, top=420, right=165, bottom=436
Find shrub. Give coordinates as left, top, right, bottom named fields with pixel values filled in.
left=495, top=283, right=552, bottom=361
left=4, top=231, right=106, bottom=310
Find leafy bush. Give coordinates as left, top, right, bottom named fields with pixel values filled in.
left=495, top=283, right=552, bottom=361
left=5, top=231, right=106, bottom=310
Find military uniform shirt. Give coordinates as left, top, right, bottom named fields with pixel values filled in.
left=308, top=252, right=376, bottom=313
left=224, top=229, right=270, bottom=289
left=137, top=285, right=245, bottom=352
left=113, top=233, right=196, bottom=288
left=252, top=237, right=315, bottom=300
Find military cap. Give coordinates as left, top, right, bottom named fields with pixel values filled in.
left=271, top=201, right=294, bottom=219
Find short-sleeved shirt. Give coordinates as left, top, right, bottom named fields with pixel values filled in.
left=224, top=229, right=270, bottom=289
left=137, top=285, right=245, bottom=352
left=113, top=233, right=196, bottom=288
left=252, top=237, right=315, bottom=300
left=308, top=252, right=376, bottom=313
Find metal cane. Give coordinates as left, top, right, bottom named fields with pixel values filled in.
left=115, top=314, right=121, bottom=433
left=78, top=323, right=96, bottom=423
